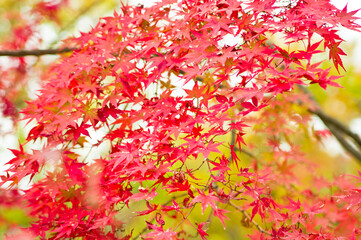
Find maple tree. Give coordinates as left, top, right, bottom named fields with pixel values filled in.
left=1, top=0, right=361, bottom=239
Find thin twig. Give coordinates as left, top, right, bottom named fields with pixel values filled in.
left=130, top=193, right=187, bottom=240
left=241, top=148, right=257, bottom=159
left=229, top=125, right=237, bottom=162
left=173, top=204, right=196, bottom=231
left=229, top=201, right=271, bottom=236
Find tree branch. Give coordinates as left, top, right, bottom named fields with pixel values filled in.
left=326, top=123, right=361, bottom=164
left=0, top=47, right=76, bottom=57
left=297, top=85, right=361, bottom=164
left=309, top=108, right=361, bottom=164
left=309, top=108, right=361, bottom=149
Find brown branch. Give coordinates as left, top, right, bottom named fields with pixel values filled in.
left=309, top=108, right=361, bottom=164
left=0, top=47, right=76, bottom=57
left=309, top=108, right=361, bottom=149
left=326, top=123, right=361, bottom=164
left=297, top=85, right=361, bottom=164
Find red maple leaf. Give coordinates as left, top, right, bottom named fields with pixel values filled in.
left=197, top=222, right=209, bottom=240
left=190, top=189, right=219, bottom=214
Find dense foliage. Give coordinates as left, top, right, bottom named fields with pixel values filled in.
left=1, top=0, right=361, bottom=239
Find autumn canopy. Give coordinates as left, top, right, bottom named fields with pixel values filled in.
left=1, top=0, right=361, bottom=239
